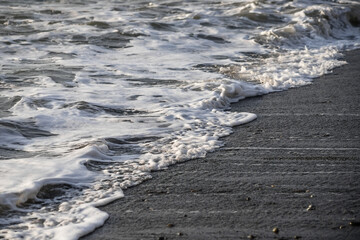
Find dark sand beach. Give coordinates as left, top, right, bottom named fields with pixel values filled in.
left=83, top=49, right=360, bottom=240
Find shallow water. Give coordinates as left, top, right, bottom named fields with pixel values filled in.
left=0, top=0, right=359, bottom=239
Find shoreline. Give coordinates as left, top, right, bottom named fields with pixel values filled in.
left=82, top=49, right=360, bottom=240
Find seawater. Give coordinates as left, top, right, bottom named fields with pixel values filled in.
left=0, top=0, right=359, bottom=239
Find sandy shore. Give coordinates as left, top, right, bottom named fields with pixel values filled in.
left=82, top=49, right=360, bottom=240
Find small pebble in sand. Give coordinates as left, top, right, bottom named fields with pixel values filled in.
left=273, top=227, right=279, bottom=234
left=177, top=232, right=183, bottom=236
left=167, top=223, right=175, bottom=228
left=310, top=194, right=315, bottom=198
left=247, top=234, right=255, bottom=239
left=339, top=225, right=345, bottom=229
left=294, top=236, right=302, bottom=239
left=307, top=205, right=315, bottom=211
left=246, top=197, right=251, bottom=201
left=349, top=221, right=360, bottom=226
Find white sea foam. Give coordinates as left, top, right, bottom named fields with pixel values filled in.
left=0, top=0, right=359, bottom=239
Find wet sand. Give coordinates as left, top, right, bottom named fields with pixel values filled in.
left=82, top=49, right=360, bottom=240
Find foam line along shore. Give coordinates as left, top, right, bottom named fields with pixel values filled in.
left=84, top=48, right=360, bottom=240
